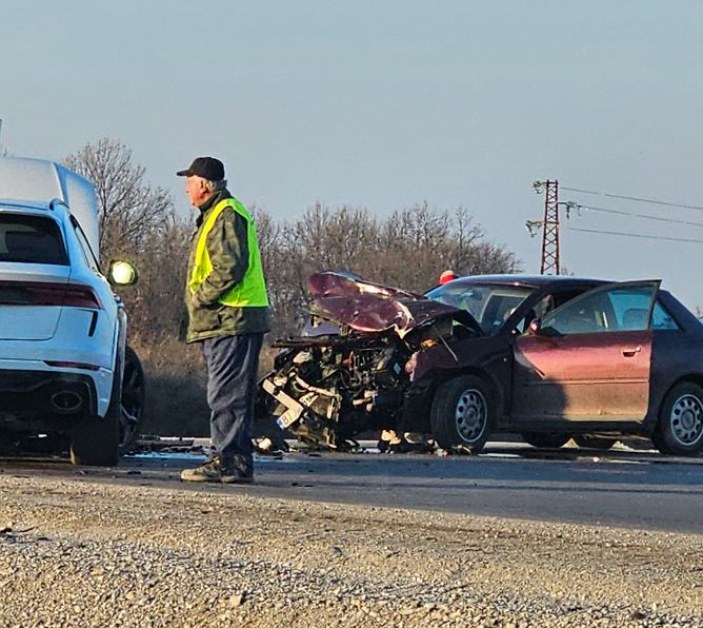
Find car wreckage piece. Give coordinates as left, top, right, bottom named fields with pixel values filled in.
left=257, top=271, right=484, bottom=449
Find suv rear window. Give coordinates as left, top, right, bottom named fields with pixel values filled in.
left=0, top=214, right=68, bottom=265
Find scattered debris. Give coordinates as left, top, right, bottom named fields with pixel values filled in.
left=135, top=436, right=197, bottom=453
left=228, top=592, right=246, bottom=607
left=253, top=437, right=285, bottom=458
left=1, top=524, right=37, bottom=540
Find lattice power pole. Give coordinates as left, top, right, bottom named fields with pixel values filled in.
left=540, top=179, right=560, bottom=274
left=534, top=179, right=560, bottom=275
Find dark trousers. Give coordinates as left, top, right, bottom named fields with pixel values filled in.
left=201, top=333, right=264, bottom=471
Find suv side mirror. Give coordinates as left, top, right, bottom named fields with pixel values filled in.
left=107, top=260, right=139, bottom=286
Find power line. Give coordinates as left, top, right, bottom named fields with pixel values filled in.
left=561, top=186, right=703, bottom=212
left=568, top=226, right=703, bottom=244
left=577, top=204, right=703, bottom=229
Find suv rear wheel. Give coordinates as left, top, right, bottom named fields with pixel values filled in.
left=70, top=352, right=122, bottom=466
left=119, top=346, right=145, bottom=455
left=69, top=406, right=120, bottom=466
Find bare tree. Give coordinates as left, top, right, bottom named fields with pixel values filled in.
left=251, top=205, right=295, bottom=333
left=374, top=203, right=456, bottom=291
left=63, top=138, right=174, bottom=258
left=262, top=204, right=383, bottom=334
left=126, top=220, right=192, bottom=342
left=262, top=203, right=522, bottom=335
left=63, top=139, right=190, bottom=343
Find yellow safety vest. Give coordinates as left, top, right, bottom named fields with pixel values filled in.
left=189, top=198, right=269, bottom=307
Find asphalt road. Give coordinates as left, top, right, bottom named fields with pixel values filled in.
left=3, top=442, right=703, bottom=534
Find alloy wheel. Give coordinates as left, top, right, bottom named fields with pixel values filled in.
left=454, top=388, right=487, bottom=443
left=669, top=393, right=703, bottom=447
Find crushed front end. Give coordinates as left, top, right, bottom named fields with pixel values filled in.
left=260, top=330, right=410, bottom=448
left=257, top=272, right=482, bottom=449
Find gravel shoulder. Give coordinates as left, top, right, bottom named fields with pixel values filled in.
left=1, top=473, right=702, bottom=627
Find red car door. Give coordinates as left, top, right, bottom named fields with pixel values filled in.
left=511, top=281, right=658, bottom=423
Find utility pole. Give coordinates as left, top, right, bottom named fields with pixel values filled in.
left=540, top=179, right=560, bottom=275
left=529, top=180, right=561, bottom=275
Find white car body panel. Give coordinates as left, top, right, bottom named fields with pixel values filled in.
left=0, top=156, right=123, bottom=427
left=0, top=157, right=99, bottom=254
left=0, top=265, right=71, bottom=339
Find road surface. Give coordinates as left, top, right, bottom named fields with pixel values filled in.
left=3, top=441, right=702, bottom=534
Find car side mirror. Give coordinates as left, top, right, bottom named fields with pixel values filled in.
left=528, top=319, right=541, bottom=334
left=107, top=260, right=139, bottom=286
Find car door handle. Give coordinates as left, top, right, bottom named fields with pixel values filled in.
left=621, top=346, right=642, bottom=357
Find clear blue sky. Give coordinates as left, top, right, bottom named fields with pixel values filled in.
left=3, top=1, right=703, bottom=308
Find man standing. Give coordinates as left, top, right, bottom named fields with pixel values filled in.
left=177, top=157, right=270, bottom=484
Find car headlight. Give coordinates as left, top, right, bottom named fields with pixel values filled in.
left=108, top=260, right=138, bottom=286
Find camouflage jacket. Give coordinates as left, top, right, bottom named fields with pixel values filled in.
left=184, top=189, right=270, bottom=343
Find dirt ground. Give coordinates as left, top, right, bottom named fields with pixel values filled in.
left=1, top=472, right=702, bottom=627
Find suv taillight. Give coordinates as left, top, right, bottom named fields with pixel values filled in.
left=0, top=281, right=102, bottom=309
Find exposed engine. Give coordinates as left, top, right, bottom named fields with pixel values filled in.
left=260, top=331, right=411, bottom=448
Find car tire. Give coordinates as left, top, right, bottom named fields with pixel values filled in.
left=119, top=346, right=145, bottom=455
left=430, top=375, right=492, bottom=452
left=521, top=432, right=570, bottom=449
left=653, top=382, right=703, bottom=456
left=572, top=434, right=615, bottom=451
left=69, top=347, right=125, bottom=466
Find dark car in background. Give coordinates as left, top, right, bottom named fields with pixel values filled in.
left=258, top=272, right=703, bottom=456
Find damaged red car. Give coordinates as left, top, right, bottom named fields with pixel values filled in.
left=257, top=271, right=703, bottom=456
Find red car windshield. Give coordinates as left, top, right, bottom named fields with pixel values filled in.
left=426, top=282, right=533, bottom=334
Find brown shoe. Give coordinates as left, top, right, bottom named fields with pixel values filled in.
left=180, top=457, right=224, bottom=483
left=180, top=456, right=254, bottom=484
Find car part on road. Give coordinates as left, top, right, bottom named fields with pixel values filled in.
left=521, top=432, right=571, bottom=449
left=572, top=434, right=616, bottom=451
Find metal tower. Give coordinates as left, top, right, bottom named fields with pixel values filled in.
left=539, top=180, right=560, bottom=274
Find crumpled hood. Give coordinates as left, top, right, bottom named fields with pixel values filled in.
left=307, top=271, right=483, bottom=337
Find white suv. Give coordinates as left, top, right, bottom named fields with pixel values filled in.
left=0, top=156, right=142, bottom=466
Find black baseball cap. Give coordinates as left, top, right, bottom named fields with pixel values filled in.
left=176, top=156, right=225, bottom=181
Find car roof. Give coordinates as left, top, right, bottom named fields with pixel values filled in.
left=0, top=157, right=98, bottom=254
left=448, top=274, right=610, bottom=288
left=0, top=199, right=55, bottom=213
